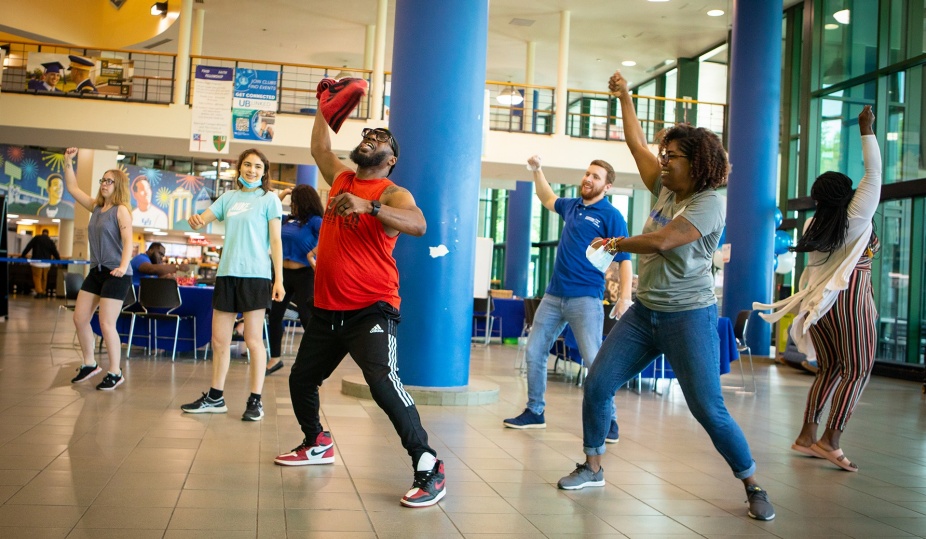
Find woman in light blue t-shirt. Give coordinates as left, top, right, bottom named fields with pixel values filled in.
left=180, top=148, right=284, bottom=422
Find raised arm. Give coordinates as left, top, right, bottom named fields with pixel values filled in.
left=608, top=71, right=661, bottom=193
left=62, top=147, right=95, bottom=212
left=850, top=105, right=881, bottom=222
left=311, top=108, right=352, bottom=183
left=527, top=155, right=558, bottom=212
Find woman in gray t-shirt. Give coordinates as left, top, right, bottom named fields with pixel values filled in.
left=63, top=147, right=134, bottom=391
left=556, top=71, right=775, bottom=523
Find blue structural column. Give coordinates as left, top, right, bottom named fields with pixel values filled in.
left=295, top=165, right=317, bottom=188
left=390, top=0, right=488, bottom=387
left=723, top=0, right=783, bottom=355
left=504, top=181, right=532, bottom=298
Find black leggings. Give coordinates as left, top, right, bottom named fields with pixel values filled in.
left=289, top=302, right=435, bottom=465
left=268, top=266, right=314, bottom=358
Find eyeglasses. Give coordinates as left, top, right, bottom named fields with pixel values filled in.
left=658, top=152, right=689, bottom=164
left=99, top=178, right=115, bottom=185
left=361, top=128, right=393, bottom=144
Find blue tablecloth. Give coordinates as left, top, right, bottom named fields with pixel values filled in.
left=555, top=316, right=739, bottom=377
left=492, top=298, right=525, bottom=339
left=92, top=285, right=214, bottom=353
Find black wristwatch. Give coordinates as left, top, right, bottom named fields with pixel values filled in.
left=370, top=200, right=381, bottom=217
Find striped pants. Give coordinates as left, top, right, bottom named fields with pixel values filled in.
left=805, top=261, right=877, bottom=431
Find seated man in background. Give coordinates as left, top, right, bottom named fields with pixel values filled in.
left=130, top=242, right=188, bottom=286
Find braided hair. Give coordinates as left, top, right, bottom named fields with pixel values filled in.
left=660, top=124, right=729, bottom=192
left=793, top=171, right=854, bottom=254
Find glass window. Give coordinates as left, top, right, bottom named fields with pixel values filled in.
left=819, top=0, right=880, bottom=88
left=815, top=81, right=876, bottom=188
left=888, top=0, right=907, bottom=64
left=874, top=199, right=912, bottom=364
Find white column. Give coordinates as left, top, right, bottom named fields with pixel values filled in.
left=554, top=10, right=570, bottom=138
left=370, top=0, right=388, bottom=121
left=525, top=40, right=536, bottom=132
left=190, top=7, right=205, bottom=57
left=364, top=24, right=375, bottom=71
left=172, top=0, right=194, bottom=105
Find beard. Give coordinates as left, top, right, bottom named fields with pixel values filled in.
left=350, top=146, right=391, bottom=169
left=582, top=182, right=606, bottom=201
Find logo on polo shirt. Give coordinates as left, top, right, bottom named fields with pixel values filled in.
left=584, top=215, right=602, bottom=227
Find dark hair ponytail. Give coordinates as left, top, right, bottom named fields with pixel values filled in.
left=793, top=171, right=854, bottom=254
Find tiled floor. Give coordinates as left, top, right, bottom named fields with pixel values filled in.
left=1, top=295, right=925, bottom=538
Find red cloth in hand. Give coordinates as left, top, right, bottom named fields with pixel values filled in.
left=316, top=77, right=369, bottom=133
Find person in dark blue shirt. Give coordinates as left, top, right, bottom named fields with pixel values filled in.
left=266, top=185, right=324, bottom=376
left=130, top=242, right=188, bottom=286
left=504, top=156, right=632, bottom=438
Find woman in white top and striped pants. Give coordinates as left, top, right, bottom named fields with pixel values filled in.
left=755, top=105, right=880, bottom=472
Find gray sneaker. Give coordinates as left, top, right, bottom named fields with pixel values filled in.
left=557, top=462, right=605, bottom=490
left=746, top=485, right=776, bottom=520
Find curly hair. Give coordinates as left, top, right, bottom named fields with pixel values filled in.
left=659, top=124, right=729, bottom=192
left=288, top=185, right=324, bottom=226
left=793, top=171, right=854, bottom=255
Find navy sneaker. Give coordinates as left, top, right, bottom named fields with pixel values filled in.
left=400, top=459, right=446, bottom=508
left=96, top=372, right=124, bottom=391
left=71, top=364, right=101, bottom=383
left=503, top=409, right=546, bottom=429
left=605, top=419, right=620, bottom=444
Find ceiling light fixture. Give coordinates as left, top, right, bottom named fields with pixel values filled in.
left=833, top=9, right=850, bottom=24
left=621, top=60, right=637, bottom=67
left=150, top=2, right=168, bottom=16
left=496, top=85, right=523, bottom=106
left=707, top=9, right=724, bottom=17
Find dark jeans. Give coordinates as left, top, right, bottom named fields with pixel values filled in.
left=268, top=266, right=314, bottom=358
left=289, top=301, right=435, bottom=465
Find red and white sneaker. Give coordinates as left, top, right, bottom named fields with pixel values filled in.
left=400, top=460, right=446, bottom=508
left=274, top=431, right=335, bottom=466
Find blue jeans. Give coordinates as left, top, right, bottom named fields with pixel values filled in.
left=525, top=295, right=615, bottom=420
left=582, top=302, right=756, bottom=480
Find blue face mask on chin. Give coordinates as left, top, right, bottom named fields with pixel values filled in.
left=238, top=175, right=262, bottom=189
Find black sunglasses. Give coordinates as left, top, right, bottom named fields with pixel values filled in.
left=361, top=128, right=393, bottom=144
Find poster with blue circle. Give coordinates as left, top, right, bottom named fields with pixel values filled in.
left=232, top=68, right=278, bottom=142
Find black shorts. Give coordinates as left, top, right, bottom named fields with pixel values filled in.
left=213, top=276, right=272, bottom=313
left=81, top=266, right=133, bottom=301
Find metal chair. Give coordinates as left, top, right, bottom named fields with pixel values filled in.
left=514, top=297, right=542, bottom=370
left=128, top=279, right=197, bottom=362
left=472, top=296, right=500, bottom=346
left=282, top=302, right=302, bottom=355
left=727, top=310, right=757, bottom=393
left=50, top=272, right=84, bottom=343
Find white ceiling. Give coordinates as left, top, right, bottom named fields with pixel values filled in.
left=125, top=0, right=800, bottom=90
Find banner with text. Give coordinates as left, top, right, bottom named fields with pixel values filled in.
left=190, top=65, right=234, bottom=153
left=232, top=68, right=278, bottom=142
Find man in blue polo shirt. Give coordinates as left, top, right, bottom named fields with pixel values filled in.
left=504, top=156, right=632, bottom=439
left=130, top=242, right=188, bottom=286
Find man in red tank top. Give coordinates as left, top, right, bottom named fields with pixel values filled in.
left=274, top=108, right=445, bottom=509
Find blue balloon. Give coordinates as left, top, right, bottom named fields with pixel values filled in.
left=774, top=208, right=783, bottom=229
left=774, top=230, right=792, bottom=255
left=772, top=255, right=779, bottom=271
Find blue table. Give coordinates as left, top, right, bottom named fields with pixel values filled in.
left=554, top=316, right=739, bottom=377
left=92, top=285, right=214, bottom=354
left=492, top=298, right=525, bottom=339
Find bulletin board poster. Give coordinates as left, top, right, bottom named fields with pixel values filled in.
left=190, top=65, right=234, bottom=154
left=0, top=145, right=77, bottom=217
left=123, top=164, right=215, bottom=231
left=232, top=68, right=278, bottom=142
left=26, top=52, right=132, bottom=96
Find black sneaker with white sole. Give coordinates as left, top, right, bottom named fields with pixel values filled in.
left=242, top=396, right=264, bottom=421
left=181, top=392, right=228, bottom=414
left=96, top=372, right=124, bottom=391
left=71, top=364, right=102, bottom=383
